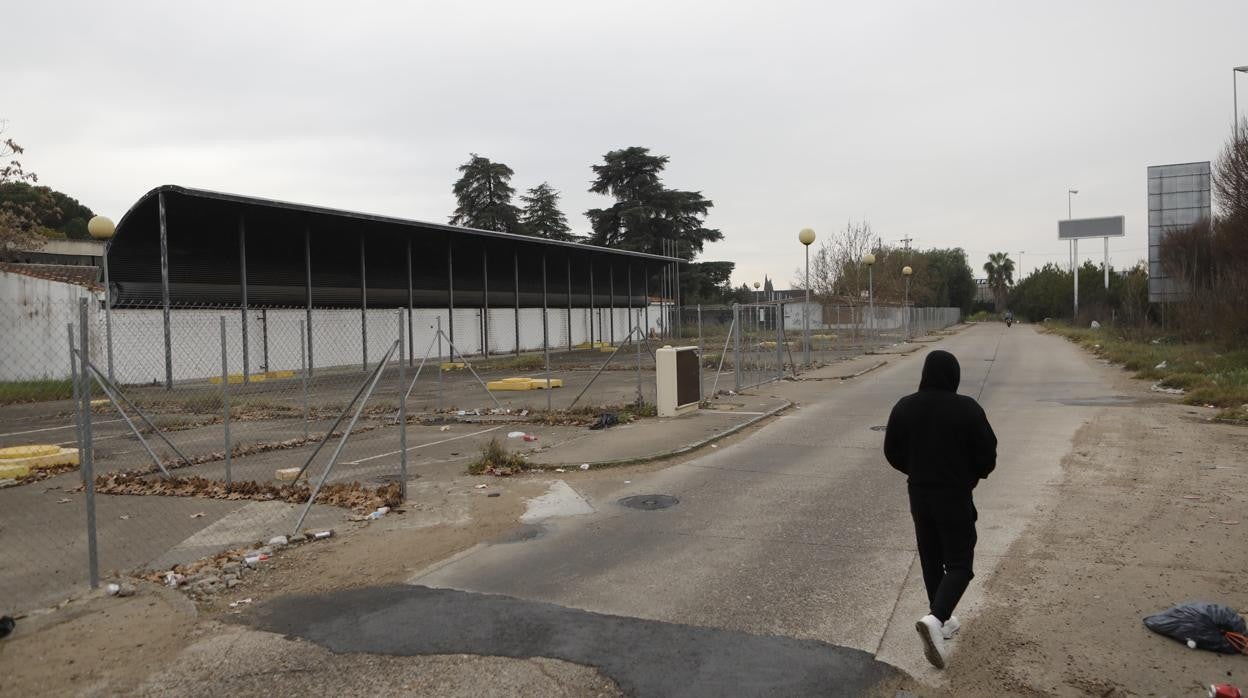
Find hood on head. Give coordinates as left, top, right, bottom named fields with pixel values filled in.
left=919, top=350, right=960, bottom=392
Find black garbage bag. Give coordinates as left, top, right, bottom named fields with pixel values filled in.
left=1143, top=602, right=1247, bottom=654
left=589, top=412, right=619, bottom=431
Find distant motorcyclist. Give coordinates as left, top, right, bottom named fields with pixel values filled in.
left=1003, top=310, right=1014, bottom=327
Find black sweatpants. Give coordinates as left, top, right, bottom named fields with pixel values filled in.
left=908, top=485, right=977, bottom=622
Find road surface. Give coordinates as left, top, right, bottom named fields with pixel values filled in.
left=256, top=324, right=1116, bottom=693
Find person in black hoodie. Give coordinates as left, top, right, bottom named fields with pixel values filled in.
left=884, top=349, right=997, bottom=669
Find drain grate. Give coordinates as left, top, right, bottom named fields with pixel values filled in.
left=618, top=494, right=680, bottom=510
left=869, top=425, right=887, bottom=432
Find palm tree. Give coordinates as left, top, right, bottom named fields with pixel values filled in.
left=983, top=252, right=1015, bottom=312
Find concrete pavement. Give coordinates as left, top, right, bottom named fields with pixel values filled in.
left=378, top=323, right=1109, bottom=690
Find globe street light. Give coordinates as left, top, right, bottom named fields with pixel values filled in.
left=799, top=228, right=815, bottom=366
left=902, top=265, right=913, bottom=340
left=863, top=253, right=876, bottom=339
left=753, top=281, right=762, bottom=331
left=88, top=215, right=117, bottom=382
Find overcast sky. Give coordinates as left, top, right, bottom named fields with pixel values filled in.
left=7, top=1, right=1247, bottom=286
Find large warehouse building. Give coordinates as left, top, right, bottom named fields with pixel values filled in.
left=91, top=185, right=681, bottom=386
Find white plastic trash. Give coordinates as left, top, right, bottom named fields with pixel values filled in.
left=507, top=431, right=526, bottom=438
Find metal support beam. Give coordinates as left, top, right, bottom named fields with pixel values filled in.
left=609, top=264, right=615, bottom=346
left=360, top=236, right=368, bottom=370
left=239, top=215, right=249, bottom=384
left=566, top=256, right=573, bottom=349
left=482, top=247, right=489, bottom=357
left=513, top=247, right=521, bottom=357
left=588, top=261, right=595, bottom=346
left=158, top=191, right=172, bottom=390
left=643, top=264, right=650, bottom=339
left=305, top=227, right=314, bottom=375
left=447, top=236, right=455, bottom=348
left=78, top=300, right=99, bottom=588
left=407, top=238, right=414, bottom=365
left=542, top=253, right=552, bottom=412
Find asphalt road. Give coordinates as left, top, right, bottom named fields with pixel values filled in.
left=257, top=324, right=1117, bottom=692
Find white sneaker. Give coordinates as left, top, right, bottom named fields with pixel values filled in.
left=915, top=614, right=947, bottom=669
left=942, top=616, right=960, bottom=640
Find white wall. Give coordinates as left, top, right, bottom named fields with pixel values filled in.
left=1, top=283, right=667, bottom=384
left=0, top=271, right=101, bottom=381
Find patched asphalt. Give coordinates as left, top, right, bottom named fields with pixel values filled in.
left=244, top=584, right=901, bottom=697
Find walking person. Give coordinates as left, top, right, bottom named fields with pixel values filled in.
left=884, top=350, right=997, bottom=669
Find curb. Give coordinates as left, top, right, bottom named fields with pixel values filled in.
left=532, top=400, right=794, bottom=471
left=794, top=360, right=888, bottom=382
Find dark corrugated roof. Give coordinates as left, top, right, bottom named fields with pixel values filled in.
left=116, top=185, right=682, bottom=263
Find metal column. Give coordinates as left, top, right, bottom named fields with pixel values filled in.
left=643, top=265, right=650, bottom=339
left=608, top=264, right=615, bottom=346
left=103, top=240, right=114, bottom=383
left=360, top=236, right=368, bottom=370
left=541, top=253, right=552, bottom=412
left=513, top=248, right=521, bottom=357
left=239, top=215, right=249, bottom=383
left=407, top=238, right=414, bottom=366
left=447, top=237, right=455, bottom=348
left=566, top=256, right=573, bottom=349
left=304, top=227, right=314, bottom=376
left=588, top=261, right=595, bottom=346
left=482, top=247, right=489, bottom=357
left=158, top=191, right=173, bottom=390
left=78, top=299, right=99, bottom=588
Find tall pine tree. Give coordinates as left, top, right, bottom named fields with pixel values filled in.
left=449, top=154, right=521, bottom=233
left=585, top=147, right=721, bottom=259
left=519, top=182, right=574, bottom=241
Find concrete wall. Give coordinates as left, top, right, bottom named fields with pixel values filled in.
left=1, top=272, right=666, bottom=384
left=0, top=271, right=102, bottom=381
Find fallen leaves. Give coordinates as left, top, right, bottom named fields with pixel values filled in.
left=94, top=471, right=402, bottom=513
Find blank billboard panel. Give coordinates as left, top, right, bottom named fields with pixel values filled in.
left=1147, top=161, right=1211, bottom=303
left=1057, top=216, right=1125, bottom=239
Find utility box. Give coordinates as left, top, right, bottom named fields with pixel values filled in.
left=656, top=345, right=701, bottom=417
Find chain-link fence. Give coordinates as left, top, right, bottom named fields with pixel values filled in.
left=700, top=300, right=962, bottom=393
left=0, top=295, right=693, bottom=613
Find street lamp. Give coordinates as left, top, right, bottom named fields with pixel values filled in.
left=1235, top=66, right=1248, bottom=141
left=87, top=215, right=116, bottom=382
left=863, top=253, right=876, bottom=339
left=1068, top=188, right=1080, bottom=318
left=753, top=281, right=763, bottom=331
left=799, top=228, right=815, bottom=366
left=902, top=265, right=913, bottom=340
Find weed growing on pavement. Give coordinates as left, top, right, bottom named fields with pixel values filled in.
left=469, top=437, right=528, bottom=475
left=1045, top=323, right=1248, bottom=419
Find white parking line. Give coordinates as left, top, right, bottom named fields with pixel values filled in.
left=343, top=426, right=504, bottom=465
left=0, top=418, right=124, bottom=439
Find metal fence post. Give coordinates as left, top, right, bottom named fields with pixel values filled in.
left=300, top=319, right=309, bottom=440
left=78, top=299, right=99, bottom=589
left=697, top=304, right=705, bottom=401
left=398, top=311, right=407, bottom=500
left=776, top=306, right=784, bottom=382
left=732, top=303, right=742, bottom=392
left=542, top=253, right=552, bottom=412
left=220, top=316, right=232, bottom=485
left=436, top=316, right=444, bottom=412
left=67, top=323, right=84, bottom=485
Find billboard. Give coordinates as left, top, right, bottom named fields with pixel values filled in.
left=1058, top=216, right=1125, bottom=239
left=1147, top=162, right=1211, bottom=302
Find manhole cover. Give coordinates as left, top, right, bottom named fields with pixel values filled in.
left=618, top=494, right=679, bottom=510
left=870, top=425, right=887, bottom=432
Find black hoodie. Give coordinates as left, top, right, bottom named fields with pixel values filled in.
left=884, top=350, right=997, bottom=491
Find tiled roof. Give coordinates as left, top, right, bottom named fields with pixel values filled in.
left=0, top=262, right=103, bottom=291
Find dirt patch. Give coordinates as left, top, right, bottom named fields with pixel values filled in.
left=944, top=396, right=1248, bottom=694
left=0, top=586, right=198, bottom=697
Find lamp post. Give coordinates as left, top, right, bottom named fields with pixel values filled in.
left=1018, top=250, right=1025, bottom=280
left=799, top=228, right=815, bottom=366
left=902, top=265, right=913, bottom=340
left=1068, top=188, right=1079, bottom=319
left=87, top=215, right=116, bottom=382
left=753, top=281, right=762, bottom=331
left=863, top=253, right=876, bottom=339
left=1235, top=66, right=1248, bottom=141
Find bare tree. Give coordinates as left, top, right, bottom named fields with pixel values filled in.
left=1214, top=116, right=1248, bottom=225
